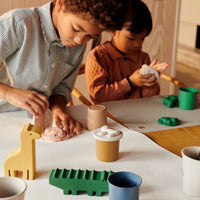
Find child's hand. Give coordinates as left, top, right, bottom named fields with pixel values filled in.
left=4, top=87, right=49, bottom=117
left=150, top=58, right=169, bottom=75
left=52, top=107, right=83, bottom=136
left=129, top=69, right=157, bottom=87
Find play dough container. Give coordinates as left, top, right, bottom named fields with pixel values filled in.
left=92, top=126, right=123, bottom=162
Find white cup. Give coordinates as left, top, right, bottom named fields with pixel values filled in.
left=181, top=146, right=200, bottom=197
left=0, top=177, right=27, bottom=200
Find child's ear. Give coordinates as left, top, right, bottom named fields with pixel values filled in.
left=55, top=0, right=63, bottom=12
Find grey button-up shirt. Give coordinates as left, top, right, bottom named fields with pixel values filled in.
left=0, top=2, right=86, bottom=112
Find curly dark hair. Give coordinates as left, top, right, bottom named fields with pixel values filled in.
left=52, top=0, right=129, bottom=31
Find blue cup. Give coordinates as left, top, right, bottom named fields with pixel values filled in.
left=108, top=171, right=142, bottom=200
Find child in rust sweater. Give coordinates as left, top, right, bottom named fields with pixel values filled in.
left=85, top=0, right=168, bottom=104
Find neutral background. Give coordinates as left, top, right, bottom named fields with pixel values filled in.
left=178, top=0, right=200, bottom=48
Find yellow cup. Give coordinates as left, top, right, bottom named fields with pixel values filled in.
left=93, top=126, right=123, bottom=162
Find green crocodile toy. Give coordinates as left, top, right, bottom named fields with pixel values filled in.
left=49, top=168, right=113, bottom=196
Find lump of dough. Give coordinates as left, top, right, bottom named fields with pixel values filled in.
left=139, top=64, right=159, bottom=79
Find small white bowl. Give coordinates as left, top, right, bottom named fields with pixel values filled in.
left=0, top=177, right=27, bottom=200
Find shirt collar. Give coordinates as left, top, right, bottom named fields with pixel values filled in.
left=102, top=41, right=140, bottom=62
left=38, top=2, right=64, bottom=47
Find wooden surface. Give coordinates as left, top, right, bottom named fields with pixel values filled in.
left=143, top=125, right=200, bottom=157
left=102, top=96, right=200, bottom=158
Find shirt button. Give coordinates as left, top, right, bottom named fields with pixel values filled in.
left=124, top=57, right=127, bottom=61
left=43, top=85, right=48, bottom=89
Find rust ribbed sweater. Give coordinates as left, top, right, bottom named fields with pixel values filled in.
left=85, top=41, right=160, bottom=104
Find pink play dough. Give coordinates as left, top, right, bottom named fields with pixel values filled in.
left=41, top=127, right=71, bottom=142
left=34, top=109, right=81, bottom=142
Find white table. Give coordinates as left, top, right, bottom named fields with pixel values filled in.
left=102, top=95, right=200, bottom=133
left=0, top=105, right=197, bottom=200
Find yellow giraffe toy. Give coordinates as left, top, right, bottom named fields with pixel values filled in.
left=4, top=123, right=43, bottom=180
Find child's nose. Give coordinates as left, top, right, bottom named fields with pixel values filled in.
left=74, top=34, right=86, bottom=45
left=74, top=33, right=91, bottom=45
left=134, top=41, right=142, bottom=49
left=74, top=36, right=81, bottom=44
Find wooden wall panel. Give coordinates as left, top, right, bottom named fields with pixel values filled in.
left=0, top=0, right=50, bottom=15
left=142, top=0, right=181, bottom=95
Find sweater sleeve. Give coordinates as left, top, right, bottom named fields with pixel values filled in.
left=85, top=48, right=131, bottom=104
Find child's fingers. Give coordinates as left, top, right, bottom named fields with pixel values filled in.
left=56, top=119, right=64, bottom=130
left=140, top=73, right=155, bottom=79
left=68, top=119, right=83, bottom=135
left=34, top=92, right=50, bottom=110
left=75, top=121, right=83, bottom=135
left=144, top=82, right=156, bottom=87
left=26, top=105, right=39, bottom=117
left=68, top=118, right=76, bottom=134
left=37, top=93, right=50, bottom=109
left=146, top=75, right=157, bottom=83
left=154, top=62, right=169, bottom=72
left=142, top=75, right=157, bottom=85
left=26, top=92, right=49, bottom=116
left=150, top=58, right=158, bottom=67
left=143, top=77, right=157, bottom=86
left=25, top=100, right=45, bottom=117
left=58, top=115, right=83, bottom=135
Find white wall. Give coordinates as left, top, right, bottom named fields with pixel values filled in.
left=178, top=0, right=200, bottom=48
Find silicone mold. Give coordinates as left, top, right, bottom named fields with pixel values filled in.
left=49, top=168, right=113, bottom=196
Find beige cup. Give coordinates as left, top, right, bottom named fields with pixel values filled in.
left=93, top=126, right=123, bottom=162
left=0, top=177, right=27, bottom=200
left=87, top=105, right=107, bottom=131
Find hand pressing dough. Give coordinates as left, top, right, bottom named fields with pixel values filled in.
left=33, top=109, right=81, bottom=142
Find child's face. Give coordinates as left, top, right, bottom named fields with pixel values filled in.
left=52, top=3, right=103, bottom=47
left=112, top=27, right=147, bottom=55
